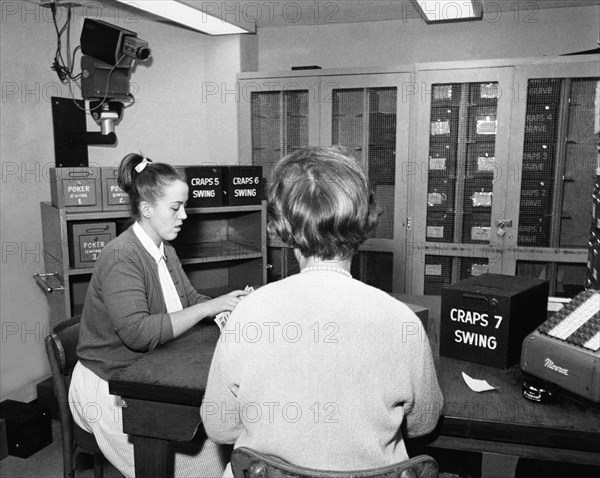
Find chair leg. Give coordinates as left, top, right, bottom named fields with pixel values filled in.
left=63, top=429, right=74, bottom=478
left=93, top=453, right=104, bottom=478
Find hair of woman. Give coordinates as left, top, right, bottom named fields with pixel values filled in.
left=267, top=146, right=379, bottom=260
left=117, top=153, right=186, bottom=219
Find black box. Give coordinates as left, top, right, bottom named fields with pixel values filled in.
left=440, top=273, right=549, bottom=369
left=524, top=102, right=558, bottom=143
left=36, top=377, right=58, bottom=420
left=0, top=400, right=52, bottom=458
left=469, top=106, right=497, bottom=141
left=517, top=215, right=551, bottom=247
left=430, top=107, right=459, bottom=142
left=185, top=166, right=224, bottom=208
left=466, top=142, right=496, bottom=177
left=521, top=143, right=555, bottom=181
left=0, top=418, right=8, bottom=460
left=519, top=179, right=554, bottom=212
left=431, top=83, right=462, bottom=105
left=426, top=212, right=454, bottom=243
left=428, top=143, right=456, bottom=177
left=526, top=78, right=562, bottom=104
left=423, top=255, right=452, bottom=296
left=464, top=179, right=493, bottom=212
left=223, top=166, right=263, bottom=206
left=462, top=212, right=492, bottom=244
left=470, top=82, right=500, bottom=105
left=427, top=177, right=455, bottom=212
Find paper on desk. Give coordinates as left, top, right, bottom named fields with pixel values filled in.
left=462, top=372, right=499, bottom=393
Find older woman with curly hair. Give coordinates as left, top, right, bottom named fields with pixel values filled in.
left=201, top=146, right=442, bottom=475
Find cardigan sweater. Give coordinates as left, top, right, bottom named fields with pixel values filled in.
left=201, top=271, right=443, bottom=470
left=77, top=226, right=210, bottom=381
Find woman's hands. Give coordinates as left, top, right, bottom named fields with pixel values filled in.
left=208, top=289, right=251, bottom=317
left=170, top=289, right=251, bottom=339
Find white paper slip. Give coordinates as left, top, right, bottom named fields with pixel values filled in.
left=462, top=371, right=499, bottom=393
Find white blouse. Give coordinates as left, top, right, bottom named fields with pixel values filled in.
left=133, top=222, right=183, bottom=314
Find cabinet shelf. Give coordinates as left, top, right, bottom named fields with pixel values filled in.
left=68, top=268, right=94, bottom=276
left=44, top=202, right=263, bottom=217
left=177, top=240, right=263, bottom=263
left=40, top=201, right=267, bottom=327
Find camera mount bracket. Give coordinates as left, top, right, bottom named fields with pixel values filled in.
left=51, top=96, right=119, bottom=167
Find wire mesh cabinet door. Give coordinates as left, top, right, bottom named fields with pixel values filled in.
left=503, top=58, right=600, bottom=298
left=238, top=75, right=322, bottom=175
left=239, top=75, right=322, bottom=284
left=320, top=72, right=412, bottom=293
left=409, top=66, right=515, bottom=295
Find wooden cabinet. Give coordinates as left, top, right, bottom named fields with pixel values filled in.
left=238, top=68, right=413, bottom=292
left=238, top=56, right=599, bottom=298
left=38, top=202, right=266, bottom=327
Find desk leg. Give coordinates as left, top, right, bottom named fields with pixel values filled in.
left=482, top=452, right=518, bottom=478
left=131, top=435, right=174, bottom=478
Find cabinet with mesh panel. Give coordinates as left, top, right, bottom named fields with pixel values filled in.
left=411, top=57, right=599, bottom=298
left=238, top=58, right=598, bottom=298
left=508, top=62, right=599, bottom=298
left=411, top=68, right=510, bottom=297
left=238, top=68, right=412, bottom=292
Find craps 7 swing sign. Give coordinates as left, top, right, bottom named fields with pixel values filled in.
left=440, top=274, right=549, bottom=369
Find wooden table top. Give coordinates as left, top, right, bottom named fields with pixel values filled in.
left=110, top=323, right=219, bottom=407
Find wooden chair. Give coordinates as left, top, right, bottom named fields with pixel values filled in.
left=231, top=447, right=439, bottom=478
left=44, top=316, right=105, bottom=478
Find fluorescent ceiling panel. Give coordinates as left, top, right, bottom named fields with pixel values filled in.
left=116, top=0, right=255, bottom=35
left=413, top=0, right=483, bottom=22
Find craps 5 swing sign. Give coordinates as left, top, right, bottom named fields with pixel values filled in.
left=440, top=273, right=549, bottom=369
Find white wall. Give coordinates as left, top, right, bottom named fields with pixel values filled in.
left=0, top=0, right=250, bottom=401
left=257, top=5, right=600, bottom=70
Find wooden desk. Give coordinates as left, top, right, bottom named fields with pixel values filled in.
left=109, top=324, right=217, bottom=478
left=110, top=299, right=600, bottom=478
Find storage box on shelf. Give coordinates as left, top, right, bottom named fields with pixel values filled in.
left=50, top=167, right=102, bottom=212
left=100, top=167, right=129, bottom=210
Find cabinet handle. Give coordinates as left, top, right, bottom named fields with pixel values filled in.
left=33, top=272, right=65, bottom=294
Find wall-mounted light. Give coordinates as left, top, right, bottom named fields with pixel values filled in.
left=412, top=0, right=483, bottom=23
left=116, top=0, right=255, bottom=35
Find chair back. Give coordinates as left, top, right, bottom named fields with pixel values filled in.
left=47, top=316, right=82, bottom=376
left=231, top=447, right=439, bottom=478
left=44, top=316, right=104, bottom=478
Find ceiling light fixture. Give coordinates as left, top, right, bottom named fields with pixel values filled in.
left=115, top=0, right=255, bottom=35
left=412, top=0, right=483, bottom=23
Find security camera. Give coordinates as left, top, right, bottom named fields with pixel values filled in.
left=80, top=19, right=150, bottom=102
left=80, top=18, right=150, bottom=67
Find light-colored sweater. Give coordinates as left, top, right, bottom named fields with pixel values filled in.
left=201, top=270, right=443, bottom=470
left=77, top=226, right=210, bottom=381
